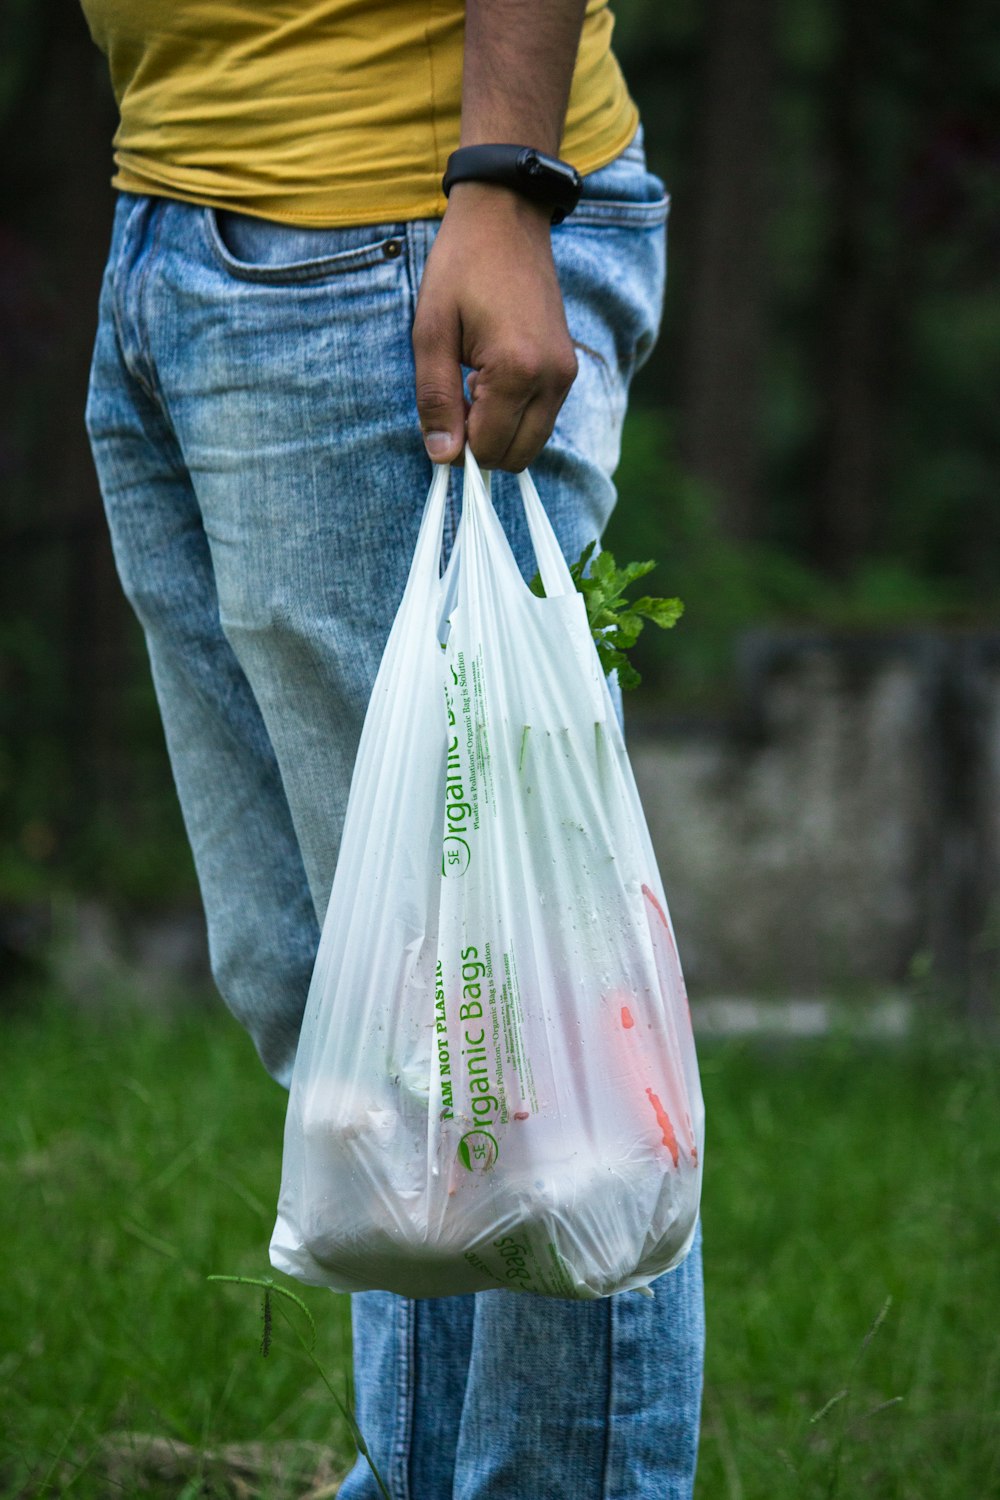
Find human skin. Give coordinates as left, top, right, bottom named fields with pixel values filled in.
left=412, top=0, right=588, bottom=473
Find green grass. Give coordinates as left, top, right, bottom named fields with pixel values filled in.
left=1, top=994, right=997, bottom=1497
left=696, top=1028, right=1000, bottom=1498
left=0, top=993, right=353, bottom=1498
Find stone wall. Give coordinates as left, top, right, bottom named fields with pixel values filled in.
left=631, top=631, right=999, bottom=1014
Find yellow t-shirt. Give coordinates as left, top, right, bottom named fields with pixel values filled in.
left=81, top=0, right=638, bottom=227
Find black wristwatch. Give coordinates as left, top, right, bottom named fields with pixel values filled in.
left=442, top=145, right=583, bottom=224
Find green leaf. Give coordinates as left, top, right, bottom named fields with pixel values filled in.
left=528, top=541, right=683, bottom=689
left=568, top=540, right=597, bottom=584
left=576, top=544, right=682, bottom=688
left=608, top=613, right=644, bottom=649
left=590, top=548, right=619, bottom=585
left=616, top=659, right=642, bottom=691
left=595, top=640, right=626, bottom=674
left=613, top=559, right=657, bottom=589
left=631, top=595, right=685, bottom=629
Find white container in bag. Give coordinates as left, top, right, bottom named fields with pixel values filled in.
left=270, top=453, right=704, bottom=1299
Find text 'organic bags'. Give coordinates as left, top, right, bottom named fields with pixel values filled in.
left=270, top=454, right=704, bottom=1299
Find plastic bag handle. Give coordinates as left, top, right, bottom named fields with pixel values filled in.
left=460, top=447, right=576, bottom=601
left=400, top=461, right=450, bottom=612
left=517, top=467, right=576, bottom=599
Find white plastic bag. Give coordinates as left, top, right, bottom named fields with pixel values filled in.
left=270, top=453, right=704, bottom=1299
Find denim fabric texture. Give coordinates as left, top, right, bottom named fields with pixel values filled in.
left=85, top=126, right=704, bottom=1499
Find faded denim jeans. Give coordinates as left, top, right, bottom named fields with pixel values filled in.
left=85, top=127, right=705, bottom=1499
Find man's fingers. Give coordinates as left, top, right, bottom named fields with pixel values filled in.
left=412, top=304, right=467, bottom=464
left=494, top=392, right=567, bottom=475
left=466, top=379, right=531, bottom=470
left=467, top=343, right=577, bottom=470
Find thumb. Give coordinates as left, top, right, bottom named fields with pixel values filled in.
left=412, top=301, right=467, bottom=464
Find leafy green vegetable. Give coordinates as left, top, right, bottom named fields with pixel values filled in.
left=530, top=541, right=683, bottom=689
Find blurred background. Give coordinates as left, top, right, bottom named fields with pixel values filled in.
left=1, top=3, right=998, bottom=1497
left=1, top=0, right=997, bottom=1019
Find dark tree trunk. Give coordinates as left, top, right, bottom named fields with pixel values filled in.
left=0, top=0, right=128, bottom=844
left=808, top=0, right=968, bottom=579
left=37, top=6, right=127, bottom=826
left=679, top=0, right=776, bottom=542
left=808, top=0, right=893, bottom=575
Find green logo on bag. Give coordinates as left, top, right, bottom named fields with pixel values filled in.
left=458, top=1130, right=499, bottom=1172
left=443, top=730, right=474, bottom=874
left=442, top=836, right=470, bottom=877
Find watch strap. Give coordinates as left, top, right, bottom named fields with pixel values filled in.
left=442, top=145, right=583, bottom=224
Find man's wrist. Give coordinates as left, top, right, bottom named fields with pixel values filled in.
left=444, top=179, right=554, bottom=233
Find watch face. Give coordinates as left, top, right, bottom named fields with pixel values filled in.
left=517, top=149, right=582, bottom=194
left=521, top=150, right=581, bottom=207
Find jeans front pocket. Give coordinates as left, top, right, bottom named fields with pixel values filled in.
left=550, top=130, right=669, bottom=476
left=565, top=124, right=671, bottom=231
left=203, top=208, right=408, bottom=285
left=569, top=189, right=671, bottom=229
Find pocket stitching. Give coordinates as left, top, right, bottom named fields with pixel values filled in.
left=202, top=207, right=405, bottom=284
left=564, top=194, right=671, bottom=230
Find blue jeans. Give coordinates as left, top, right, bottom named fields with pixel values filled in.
left=85, top=129, right=704, bottom=1499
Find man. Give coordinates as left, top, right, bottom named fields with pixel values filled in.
left=82, top=1, right=704, bottom=1494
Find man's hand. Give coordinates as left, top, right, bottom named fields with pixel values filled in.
left=412, top=0, right=587, bottom=473
left=413, top=184, right=578, bottom=473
